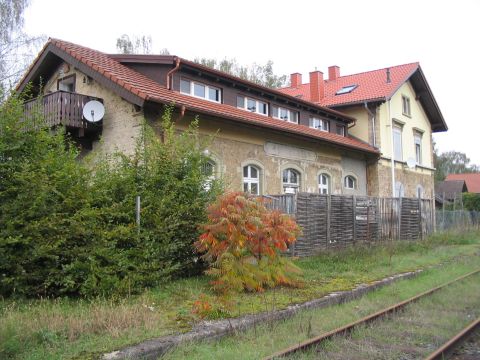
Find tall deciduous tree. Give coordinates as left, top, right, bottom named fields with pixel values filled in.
left=194, top=57, right=288, bottom=88
left=116, top=34, right=153, bottom=54
left=0, top=0, right=44, bottom=98
left=434, top=147, right=480, bottom=181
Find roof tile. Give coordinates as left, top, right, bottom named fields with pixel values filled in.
left=278, top=63, right=419, bottom=107
left=44, top=38, right=378, bottom=154
left=445, top=173, right=480, bottom=193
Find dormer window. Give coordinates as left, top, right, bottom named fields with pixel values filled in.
left=180, top=78, right=221, bottom=103
left=309, top=117, right=330, bottom=132
left=335, top=84, right=357, bottom=95
left=237, top=96, right=268, bottom=115
left=272, top=106, right=298, bottom=123
left=336, top=125, right=346, bottom=136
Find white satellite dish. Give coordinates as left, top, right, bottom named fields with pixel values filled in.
left=406, top=157, right=416, bottom=169
left=82, top=100, right=105, bottom=123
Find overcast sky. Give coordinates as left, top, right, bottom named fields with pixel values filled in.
left=23, top=0, right=480, bottom=165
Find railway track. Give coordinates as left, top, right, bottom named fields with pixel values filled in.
left=264, top=269, right=480, bottom=360
left=425, top=317, right=480, bottom=360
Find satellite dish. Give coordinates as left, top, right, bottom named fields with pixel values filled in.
left=83, top=100, right=105, bottom=123
left=406, top=157, right=416, bottom=169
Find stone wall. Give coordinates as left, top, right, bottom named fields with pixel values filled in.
left=161, top=113, right=369, bottom=196
left=374, top=160, right=434, bottom=198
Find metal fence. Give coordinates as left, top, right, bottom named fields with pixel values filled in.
left=262, top=193, right=435, bottom=257
left=436, top=210, right=480, bottom=232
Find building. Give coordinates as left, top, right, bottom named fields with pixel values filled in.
left=445, top=173, right=480, bottom=193
left=435, top=180, right=467, bottom=205
left=278, top=64, right=448, bottom=199
left=17, top=39, right=379, bottom=197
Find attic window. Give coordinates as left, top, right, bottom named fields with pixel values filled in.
left=335, top=84, right=357, bottom=95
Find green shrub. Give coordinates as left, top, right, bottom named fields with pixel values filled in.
left=463, top=192, right=480, bottom=211
left=0, top=95, right=220, bottom=298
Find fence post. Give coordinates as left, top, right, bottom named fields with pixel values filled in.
left=326, top=195, right=331, bottom=245
left=353, top=195, right=357, bottom=244
left=418, top=198, right=423, bottom=240
left=292, top=194, right=297, bottom=257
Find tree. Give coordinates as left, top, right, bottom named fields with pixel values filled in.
left=0, top=0, right=44, bottom=98
left=434, top=149, right=479, bottom=181
left=116, top=34, right=153, bottom=54
left=195, top=192, right=302, bottom=294
left=194, top=57, right=288, bottom=88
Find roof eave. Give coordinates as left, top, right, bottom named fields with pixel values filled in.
left=146, top=98, right=379, bottom=156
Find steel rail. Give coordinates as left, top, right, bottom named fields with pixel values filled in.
left=264, top=269, right=480, bottom=359
left=424, top=316, right=480, bottom=360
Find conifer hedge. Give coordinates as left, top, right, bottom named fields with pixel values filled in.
left=0, top=96, right=219, bottom=297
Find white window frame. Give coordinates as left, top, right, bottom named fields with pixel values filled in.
left=395, top=181, right=405, bottom=198
left=309, top=117, right=330, bottom=132
left=237, top=96, right=268, bottom=116
left=318, top=173, right=330, bottom=194
left=180, top=78, right=221, bottom=103
left=416, top=185, right=424, bottom=199
left=402, top=95, right=411, bottom=117
left=243, top=165, right=260, bottom=195
left=414, top=133, right=422, bottom=165
left=282, top=168, right=300, bottom=194
left=344, top=175, right=357, bottom=190
left=202, top=160, right=216, bottom=191
left=273, top=106, right=298, bottom=124
left=393, top=124, right=403, bottom=161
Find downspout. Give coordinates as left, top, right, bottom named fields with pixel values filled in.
left=388, top=99, right=396, bottom=197
left=166, top=57, right=181, bottom=90
left=364, top=102, right=376, bottom=147
left=347, top=118, right=356, bottom=129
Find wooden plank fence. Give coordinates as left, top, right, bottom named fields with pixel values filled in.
left=23, top=91, right=103, bottom=129
left=262, top=193, right=434, bottom=257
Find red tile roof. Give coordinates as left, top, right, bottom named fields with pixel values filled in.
left=445, top=173, right=480, bottom=193
left=19, top=38, right=379, bottom=155
left=278, top=63, right=419, bottom=107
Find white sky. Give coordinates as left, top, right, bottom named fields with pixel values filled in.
left=23, top=0, right=480, bottom=165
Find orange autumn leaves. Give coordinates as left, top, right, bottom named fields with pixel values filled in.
left=195, top=192, right=303, bottom=294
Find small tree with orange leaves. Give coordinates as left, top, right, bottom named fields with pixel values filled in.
left=195, top=192, right=303, bottom=294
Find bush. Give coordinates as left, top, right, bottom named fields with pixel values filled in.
left=463, top=192, right=480, bottom=211
left=195, top=192, right=302, bottom=294
left=0, top=95, right=220, bottom=298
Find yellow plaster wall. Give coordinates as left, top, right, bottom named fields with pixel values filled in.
left=339, top=106, right=369, bottom=143
left=377, top=81, right=433, bottom=168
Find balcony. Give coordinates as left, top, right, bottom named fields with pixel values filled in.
left=23, top=91, right=103, bottom=131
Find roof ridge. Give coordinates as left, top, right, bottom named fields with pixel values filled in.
left=325, top=62, right=419, bottom=83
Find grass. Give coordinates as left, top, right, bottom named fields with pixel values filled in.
left=298, top=272, right=480, bottom=359
left=164, top=255, right=480, bottom=360
left=1, top=230, right=479, bottom=359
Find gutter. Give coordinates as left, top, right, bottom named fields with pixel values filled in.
left=364, top=102, right=376, bottom=147
left=166, top=57, right=181, bottom=90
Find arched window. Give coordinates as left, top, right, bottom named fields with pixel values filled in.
left=344, top=175, right=357, bottom=190
left=282, top=168, right=300, bottom=194
left=395, top=181, right=405, bottom=198
left=318, top=173, right=330, bottom=194
left=416, top=185, right=424, bottom=199
left=243, top=165, right=260, bottom=195
left=202, top=160, right=216, bottom=190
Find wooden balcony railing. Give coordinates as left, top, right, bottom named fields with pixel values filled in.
left=23, top=91, right=103, bottom=130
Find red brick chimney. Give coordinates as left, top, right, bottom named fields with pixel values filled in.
left=309, top=71, right=324, bottom=103
left=328, top=66, right=340, bottom=81
left=290, top=73, right=302, bottom=88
